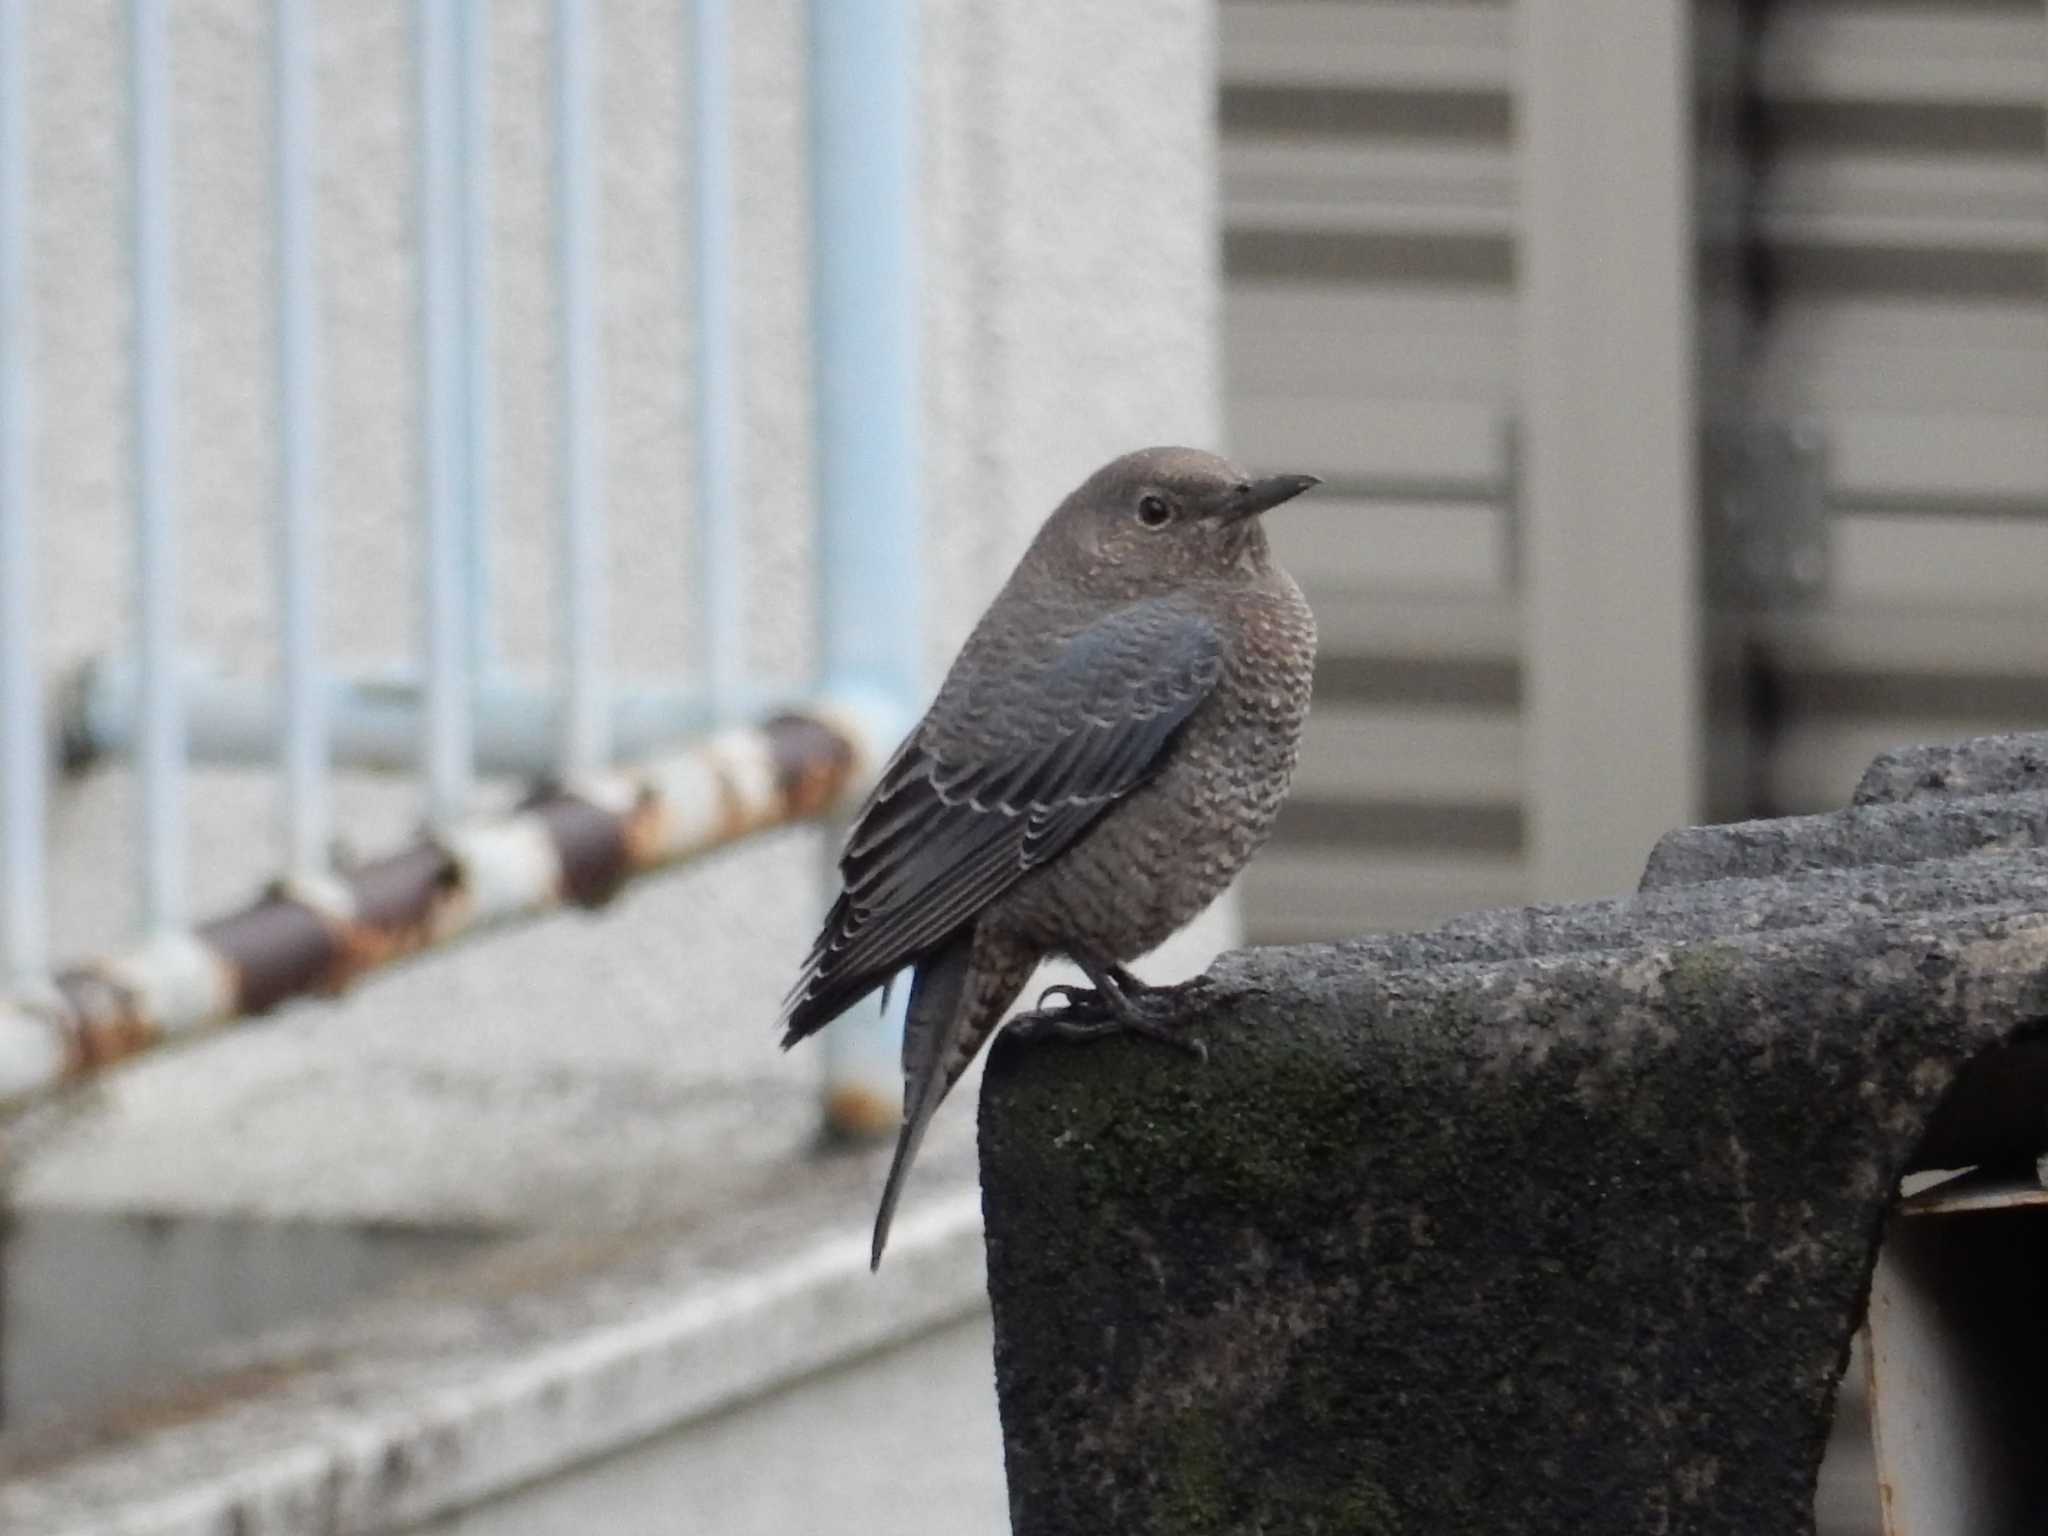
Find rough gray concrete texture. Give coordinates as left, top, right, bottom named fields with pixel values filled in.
left=5, top=0, right=1231, bottom=1225
left=0, top=1132, right=992, bottom=1536
left=1854, top=731, right=2048, bottom=807
left=980, top=731, right=2048, bottom=1535
left=1640, top=788, right=2048, bottom=890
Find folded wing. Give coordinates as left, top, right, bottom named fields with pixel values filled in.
left=779, top=597, right=1223, bottom=1046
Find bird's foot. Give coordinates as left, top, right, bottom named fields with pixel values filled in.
left=1006, top=976, right=1209, bottom=1061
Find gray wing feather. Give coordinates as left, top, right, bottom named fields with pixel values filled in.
left=779, top=599, right=1221, bottom=1044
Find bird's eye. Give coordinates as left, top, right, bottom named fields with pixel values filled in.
left=1136, top=494, right=1172, bottom=529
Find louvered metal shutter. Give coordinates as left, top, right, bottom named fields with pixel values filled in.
left=1743, top=1, right=2048, bottom=813
left=1221, top=0, right=2048, bottom=944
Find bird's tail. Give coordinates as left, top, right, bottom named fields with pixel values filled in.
left=870, top=931, right=974, bottom=1270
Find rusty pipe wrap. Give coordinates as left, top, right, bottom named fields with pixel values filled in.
left=0, top=705, right=883, bottom=1107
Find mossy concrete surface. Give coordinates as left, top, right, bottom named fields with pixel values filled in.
left=979, top=731, right=2048, bottom=1535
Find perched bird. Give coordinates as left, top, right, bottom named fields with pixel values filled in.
left=780, top=446, right=1320, bottom=1266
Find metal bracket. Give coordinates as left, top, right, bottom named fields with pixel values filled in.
left=1703, top=419, right=1830, bottom=610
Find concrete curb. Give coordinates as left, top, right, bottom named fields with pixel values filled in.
left=0, top=1182, right=988, bottom=1535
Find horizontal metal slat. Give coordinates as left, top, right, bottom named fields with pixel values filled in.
left=1772, top=665, right=2048, bottom=725
left=1757, top=296, right=2048, bottom=416
left=1296, top=559, right=2047, bottom=705
left=1234, top=290, right=2046, bottom=427
left=1273, top=797, right=1521, bottom=856
left=1759, top=8, right=2048, bottom=110
left=1309, top=591, right=1519, bottom=671
left=1225, top=145, right=2044, bottom=258
left=1300, top=589, right=2048, bottom=707
left=1221, top=1, right=1510, bottom=95
left=1829, top=415, right=2048, bottom=510
left=1268, top=497, right=1506, bottom=594
left=1293, top=704, right=1522, bottom=807
left=1222, top=139, right=1513, bottom=240
left=1835, top=512, right=2048, bottom=605
left=1228, top=286, right=1514, bottom=396
left=1761, top=151, right=2048, bottom=253
left=1757, top=602, right=2048, bottom=679
left=1247, top=411, right=2048, bottom=528
left=1231, top=395, right=1506, bottom=494
left=1223, top=1, right=2043, bottom=107
left=1242, top=848, right=1528, bottom=944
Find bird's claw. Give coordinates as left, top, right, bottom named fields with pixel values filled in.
left=1035, top=981, right=1105, bottom=1016
left=1008, top=980, right=1208, bottom=1062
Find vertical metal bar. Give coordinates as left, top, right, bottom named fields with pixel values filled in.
left=554, top=0, right=607, bottom=778
left=129, top=0, right=187, bottom=931
left=807, top=0, right=923, bottom=1129
left=275, top=0, right=328, bottom=878
left=689, top=0, right=742, bottom=719
left=417, top=0, right=471, bottom=824
left=0, top=0, right=47, bottom=983
left=1517, top=0, right=1702, bottom=901
left=808, top=0, right=922, bottom=711
left=456, top=1, right=494, bottom=681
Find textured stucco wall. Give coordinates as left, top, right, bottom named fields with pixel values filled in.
left=4, top=0, right=1224, bottom=1227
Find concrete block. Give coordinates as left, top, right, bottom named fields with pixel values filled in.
left=980, top=733, right=2048, bottom=1534
left=1854, top=730, right=2048, bottom=808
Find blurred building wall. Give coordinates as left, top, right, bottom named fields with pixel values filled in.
left=5, top=0, right=1227, bottom=1229
left=1220, top=0, right=2048, bottom=940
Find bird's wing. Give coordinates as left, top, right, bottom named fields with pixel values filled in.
left=779, top=598, right=1223, bottom=1045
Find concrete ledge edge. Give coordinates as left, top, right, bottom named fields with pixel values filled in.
left=0, top=1186, right=989, bottom=1535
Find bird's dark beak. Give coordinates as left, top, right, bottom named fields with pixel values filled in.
left=1224, top=472, right=1321, bottom=523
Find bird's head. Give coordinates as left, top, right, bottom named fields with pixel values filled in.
left=1034, top=446, right=1320, bottom=598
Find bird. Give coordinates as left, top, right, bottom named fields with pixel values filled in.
left=780, top=446, right=1320, bottom=1267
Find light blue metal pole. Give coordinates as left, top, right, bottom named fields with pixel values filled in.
left=808, top=0, right=922, bottom=711
left=0, top=0, right=47, bottom=984
left=807, top=0, right=923, bottom=1129
left=275, top=0, right=328, bottom=879
left=456, top=1, right=495, bottom=681
left=417, top=0, right=472, bottom=825
left=69, top=661, right=778, bottom=775
left=554, top=0, right=608, bottom=779
left=689, top=0, right=742, bottom=720
left=129, top=0, right=186, bottom=932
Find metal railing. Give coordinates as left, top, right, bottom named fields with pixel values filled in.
left=0, top=0, right=920, bottom=1123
